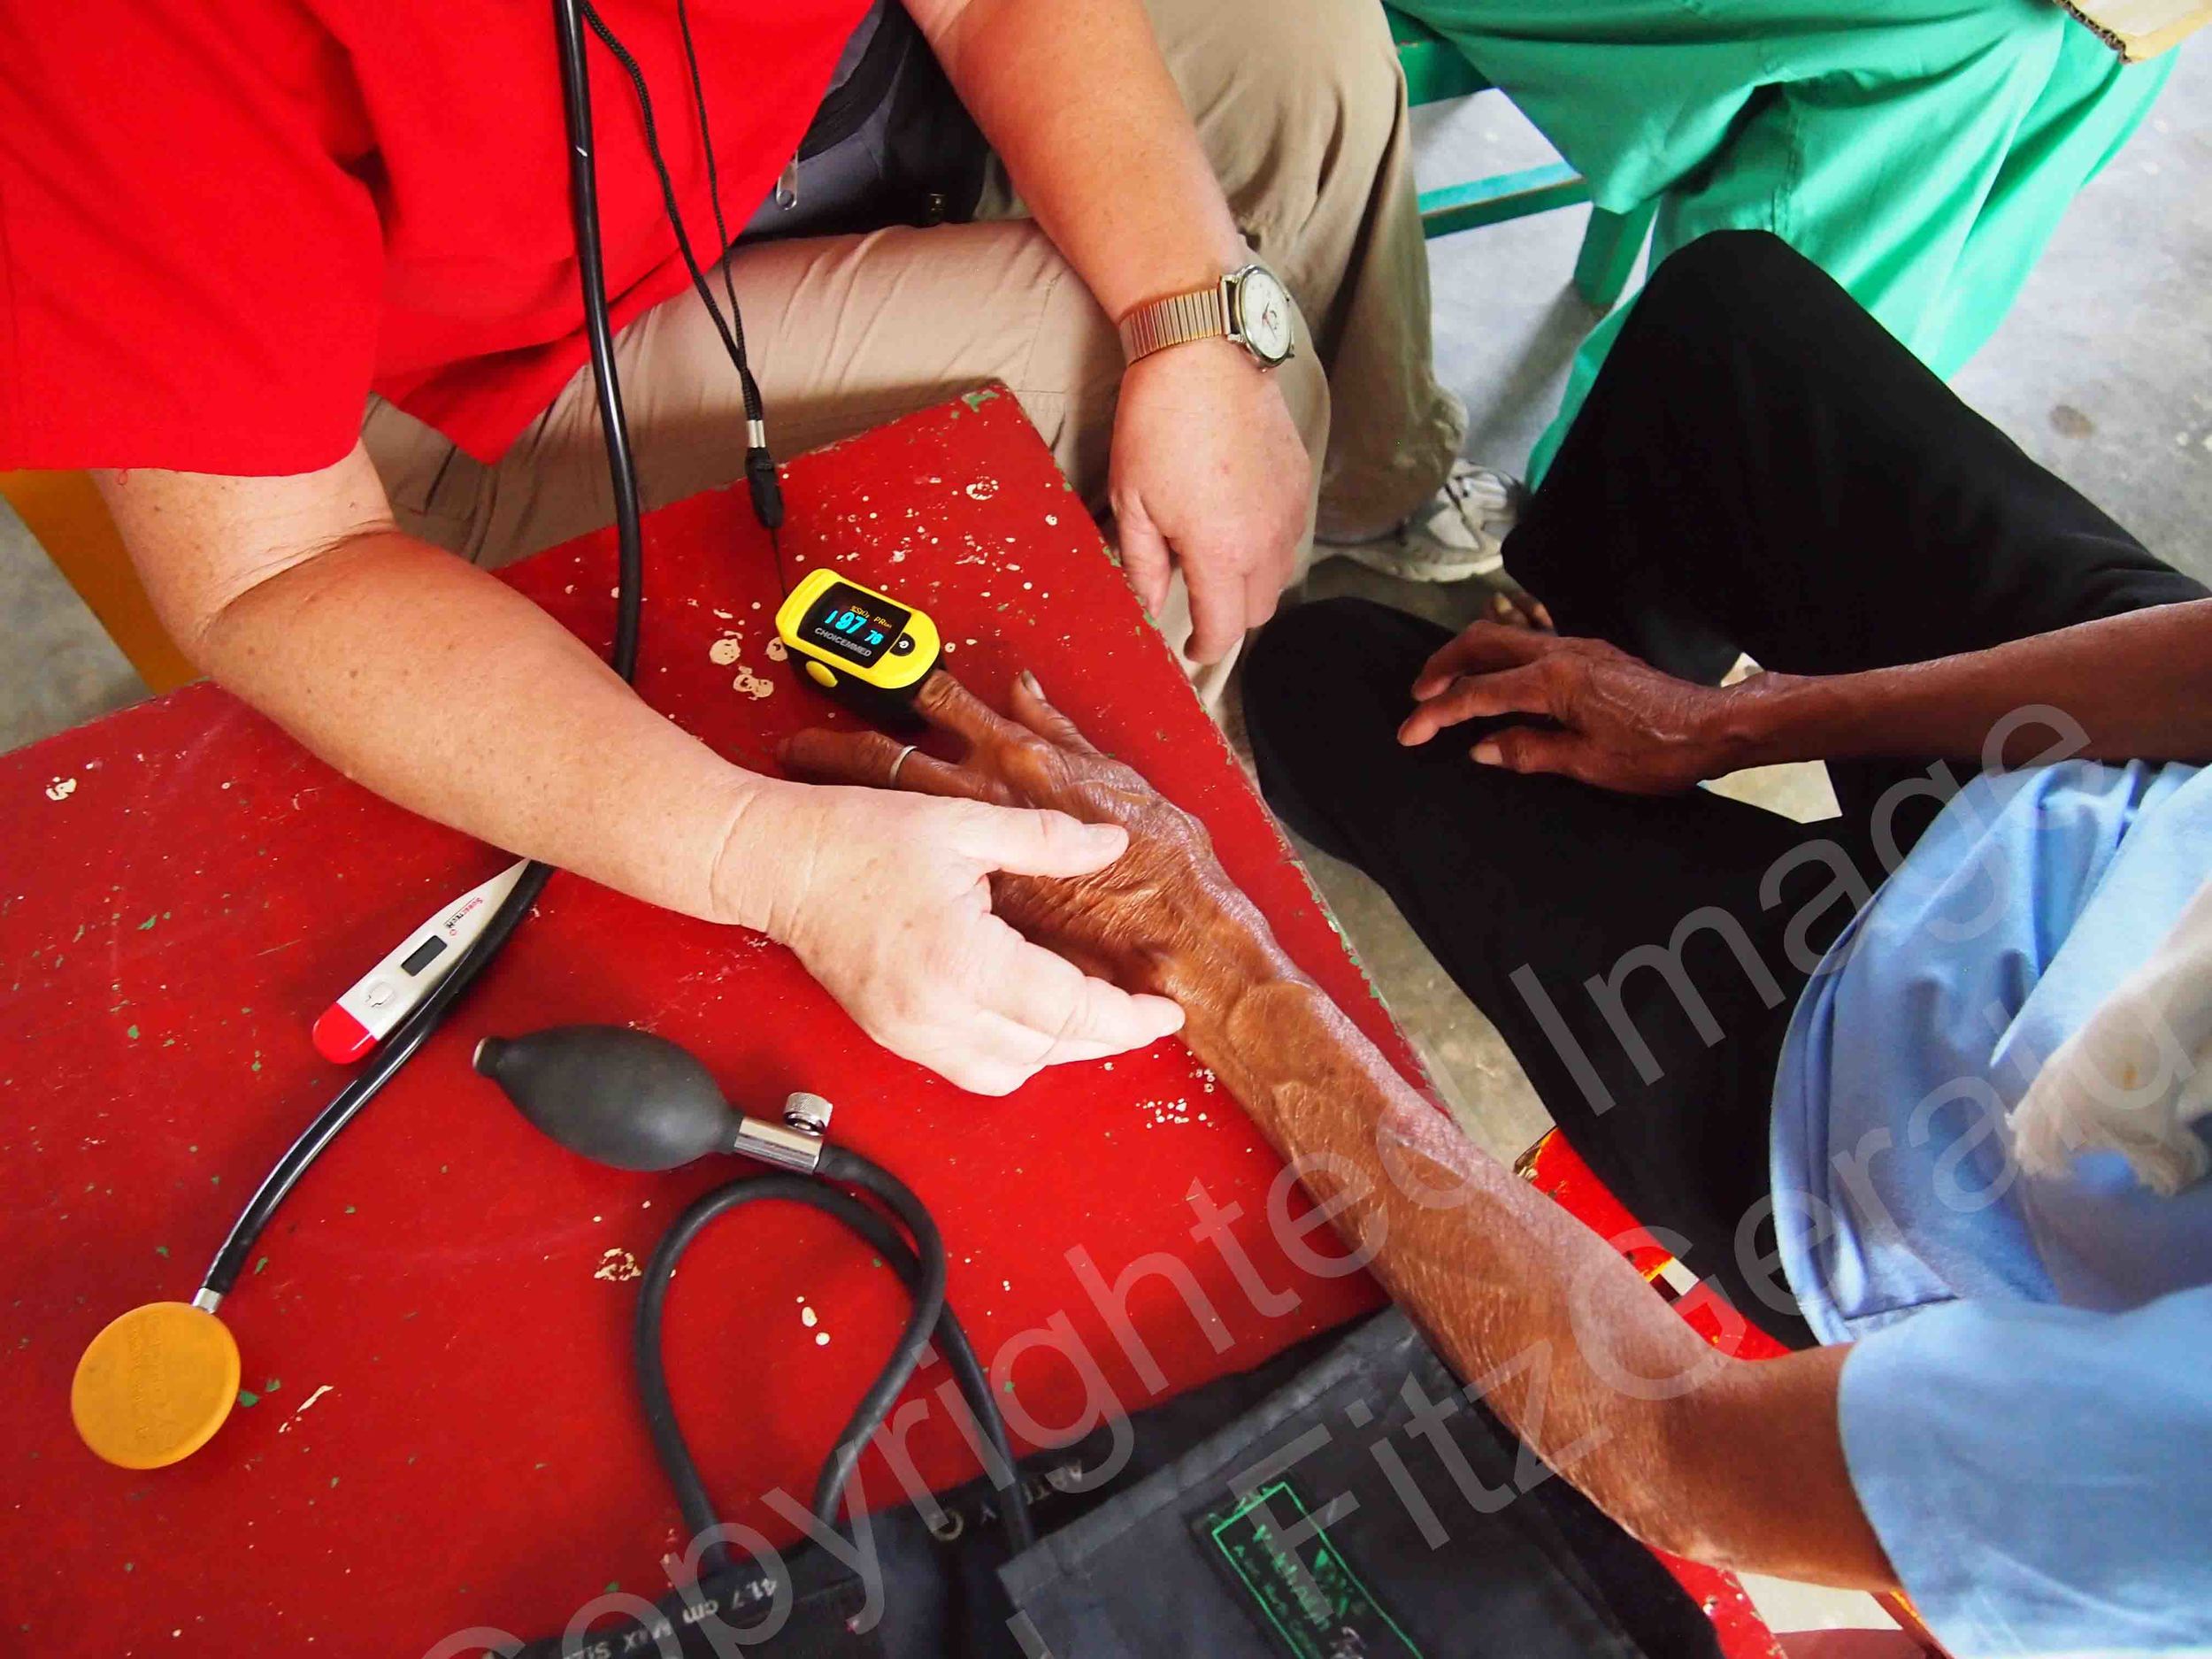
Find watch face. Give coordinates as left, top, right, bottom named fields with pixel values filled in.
left=1234, top=268, right=1294, bottom=365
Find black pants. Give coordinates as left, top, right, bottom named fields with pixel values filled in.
left=1243, top=232, right=2204, bottom=1348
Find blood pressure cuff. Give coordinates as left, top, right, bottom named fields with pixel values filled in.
left=995, top=1310, right=1718, bottom=1659
left=519, top=1311, right=1718, bottom=1657
left=513, top=1554, right=880, bottom=1659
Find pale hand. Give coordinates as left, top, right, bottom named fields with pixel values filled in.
left=720, top=774, right=1185, bottom=1096
left=1110, top=338, right=1312, bottom=666
left=1398, top=622, right=1754, bottom=795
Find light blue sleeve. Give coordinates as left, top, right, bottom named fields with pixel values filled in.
left=1838, top=1286, right=2212, bottom=1656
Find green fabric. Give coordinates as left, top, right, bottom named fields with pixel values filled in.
left=1388, top=4, right=1494, bottom=102
left=1392, top=0, right=2176, bottom=479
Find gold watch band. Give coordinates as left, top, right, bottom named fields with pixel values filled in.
left=1118, top=285, right=1230, bottom=364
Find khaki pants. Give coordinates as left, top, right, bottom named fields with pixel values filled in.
left=365, top=0, right=1463, bottom=676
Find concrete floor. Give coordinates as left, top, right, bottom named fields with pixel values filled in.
left=0, top=494, right=146, bottom=753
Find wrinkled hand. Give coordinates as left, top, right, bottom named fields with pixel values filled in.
left=1110, top=339, right=1312, bottom=666
left=731, top=772, right=1186, bottom=1096
left=781, top=671, right=1269, bottom=1016
left=1397, top=623, right=1753, bottom=795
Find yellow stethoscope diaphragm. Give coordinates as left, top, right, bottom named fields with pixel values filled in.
left=71, top=1300, right=241, bottom=1470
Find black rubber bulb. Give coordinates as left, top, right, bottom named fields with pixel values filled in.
left=473, top=1025, right=739, bottom=1171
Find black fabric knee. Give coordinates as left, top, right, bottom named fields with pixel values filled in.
left=1243, top=595, right=1455, bottom=865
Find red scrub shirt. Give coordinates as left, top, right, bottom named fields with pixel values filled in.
left=0, top=0, right=869, bottom=474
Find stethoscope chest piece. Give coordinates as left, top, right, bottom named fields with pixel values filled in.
left=72, top=1298, right=241, bottom=1470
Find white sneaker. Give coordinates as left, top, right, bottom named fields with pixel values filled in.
left=1321, top=459, right=1527, bottom=583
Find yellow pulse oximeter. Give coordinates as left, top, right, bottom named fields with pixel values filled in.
left=775, top=567, right=943, bottom=729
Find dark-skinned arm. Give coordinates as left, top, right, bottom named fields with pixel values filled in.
left=1182, top=926, right=1892, bottom=1585
left=784, top=671, right=1899, bottom=1590
left=1400, top=598, right=2212, bottom=793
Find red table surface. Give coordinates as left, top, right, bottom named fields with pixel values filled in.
left=0, top=389, right=1773, bottom=1656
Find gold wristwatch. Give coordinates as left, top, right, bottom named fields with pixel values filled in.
left=1117, top=263, right=1296, bottom=371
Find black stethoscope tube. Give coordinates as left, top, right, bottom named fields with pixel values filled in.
left=636, top=1152, right=1035, bottom=1565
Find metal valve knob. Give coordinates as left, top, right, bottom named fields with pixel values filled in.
left=783, top=1092, right=833, bottom=1137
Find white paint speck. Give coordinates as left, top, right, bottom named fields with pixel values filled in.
left=1136, top=1095, right=1194, bottom=1128
left=801, top=1304, right=818, bottom=1328
left=44, top=778, right=76, bottom=802
left=964, top=479, right=999, bottom=502
left=708, top=637, right=743, bottom=666
left=594, top=1248, right=642, bottom=1282
left=815, top=1333, right=830, bottom=1347
left=731, top=667, right=775, bottom=701
left=764, top=639, right=788, bottom=662
left=277, top=1384, right=334, bottom=1433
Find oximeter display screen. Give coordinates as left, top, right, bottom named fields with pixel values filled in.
left=801, top=581, right=912, bottom=667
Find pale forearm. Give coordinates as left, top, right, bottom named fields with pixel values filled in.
left=187, top=528, right=778, bottom=926
left=915, top=0, right=1244, bottom=317
left=1736, top=598, right=2212, bottom=771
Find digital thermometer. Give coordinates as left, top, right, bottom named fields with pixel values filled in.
left=311, top=859, right=530, bottom=1064
left=774, top=567, right=942, bottom=728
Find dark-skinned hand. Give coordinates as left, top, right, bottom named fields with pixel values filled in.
left=780, top=670, right=1270, bottom=1015
left=1397, top=620, right=1753, bottom=795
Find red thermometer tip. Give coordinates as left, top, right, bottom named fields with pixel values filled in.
left=311, top=1004, right=376, bottom=1066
